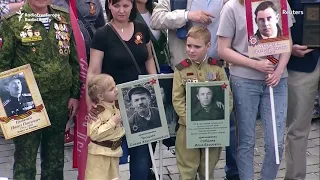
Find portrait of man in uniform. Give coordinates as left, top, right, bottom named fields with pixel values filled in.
left=253, top=0, right=282, bottom=40
left=127, top=86, right=162, bottom=134
left=191, top=86, right=225, bottom=121
left=0, top=73, right=35, bottom=117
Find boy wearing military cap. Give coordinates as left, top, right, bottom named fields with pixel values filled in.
left=172, top=26, right=233, bottom=180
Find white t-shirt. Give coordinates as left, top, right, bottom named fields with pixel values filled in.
left=141, top=12, right=161, bottom=40
left=217, top=0, right=295, bottom=80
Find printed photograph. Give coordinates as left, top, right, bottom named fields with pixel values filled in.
left=159, top=77, right=178, bottom=137
left=117, top=77, right=170, bottom=148
left=0, top=72, right=35, bottom=117
left=186, top=81, right=230, bottom=148
left=122, top=83, right=162, bottom=134
left=245, top=0, right=291, bottom=57
left=0, top=65, right=51, bottom=140
left=190, top=86, right=225, bottom=121
left=252, top=0, right=283, bottom=40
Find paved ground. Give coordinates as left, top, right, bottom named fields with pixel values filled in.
left=0, top=119, right=319, bottom=180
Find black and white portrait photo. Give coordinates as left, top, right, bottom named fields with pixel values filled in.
left=190, top=86, right=225, bottom=121
left=123, top=84, right=162, bottom=134
left=252, top=0, right=283, bottom=40
left=0, top=72, right=35, bottom=117
left=159, top=78, right=178, bottom=137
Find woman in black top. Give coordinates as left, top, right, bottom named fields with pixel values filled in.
left=86, top=0, right=157, bottom=180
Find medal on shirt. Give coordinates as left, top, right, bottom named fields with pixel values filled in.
left=56, top=23, right=70, bottom=55
left=134, top=32, right=143, bottom=45
left=89, top=2, right=96, bottom=15
left=0, top=37, right=2, bottom=50
left=206, top=72, right=216, bottom=81
left=21, top=23, right=42, bottom=43
left=54, top=23, right=59, bottom=31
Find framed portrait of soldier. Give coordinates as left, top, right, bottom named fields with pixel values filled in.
left=0, top=64, right=51, bottom=139
left=139, top=74, right=178, bottom=137
left=245, top=0, right=291, bottom=57
left=301, top=0, right=320, bottom=47
left=117, top=76, right=170, bottom=148
left=186, top=81, right=230, bottom=149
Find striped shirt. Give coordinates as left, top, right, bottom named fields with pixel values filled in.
left=37, top=16, right=51, bottom=31
left=0, top=0, right=23, bottom=17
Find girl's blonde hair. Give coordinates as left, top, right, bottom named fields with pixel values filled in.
left=88, top=74, right=114, bottom=103
left=239, top=0, right=244, bottom=5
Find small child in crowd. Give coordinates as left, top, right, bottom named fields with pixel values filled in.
left=85, top=74, right=124, bottom=180
left=172, top=26, right=233, bottom=179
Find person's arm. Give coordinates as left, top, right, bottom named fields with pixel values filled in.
left=150, top=0, right=213, bottom=30
left=86, top=27, right=106, bottom=110
left=0, top=20, right=15, bottom=71
left=69, top=30, right=81, bottom=100
left=145, top=42, right=157, bottom=74
left=265, top=31, right=293, bottom=87
left=8, top=1, right=24, bottom=12
left=86, top=48, right=103, bottom=109
left=172, top=69, right=186, bottom=125
left=0, top=1, right=24, bottom=16
left=88, top=113, right=120, bottom=141
left=150, top=0, right=187, bottom=30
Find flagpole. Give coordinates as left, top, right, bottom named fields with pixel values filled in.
left=269, top=85, right=280, bottom=164
left=267, top=55, right=280, bottom=164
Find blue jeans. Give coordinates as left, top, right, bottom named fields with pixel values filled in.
left=224, top=67, right=239, bottom=177
left=119, top=136, right=152, bottom=180
left=225, top=111, right=239, bottom=177
left=230, top=75, right=287, bottom=180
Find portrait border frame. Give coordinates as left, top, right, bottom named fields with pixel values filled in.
left=186, top=81, right=230, bottom=149
left=117, top=76, right=170, bottom=148
left=0, top=64, right=51, bottom=139
left=139, top=73, right=178, bottom=137
left=245, top=0, right=291, bottom=57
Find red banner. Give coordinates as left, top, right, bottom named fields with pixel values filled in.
left=69, top=3, right=89, bottom=180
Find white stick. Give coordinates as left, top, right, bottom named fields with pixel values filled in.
left=205, top=147, right=209, bottom=180
left=159, top=141, right=163, bottom=180
left=148, top=143, right=160, bottom=180
left=269, top=86, right=280, bottom=164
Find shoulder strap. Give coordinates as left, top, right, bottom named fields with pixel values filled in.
left=107, top=23, right=142, bottom=74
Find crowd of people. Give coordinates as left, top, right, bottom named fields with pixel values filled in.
left=0, top=0, right=319, bottom=180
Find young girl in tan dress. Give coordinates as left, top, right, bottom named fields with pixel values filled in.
left=85, top=74, right=125, bottom=180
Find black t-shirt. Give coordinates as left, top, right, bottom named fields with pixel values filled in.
left=91, top=21, right=150, bottom=84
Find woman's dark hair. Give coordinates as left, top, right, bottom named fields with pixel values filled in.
left=145, top=0, right=154, bottom=14
left=105, top=0, right=137, bottom=22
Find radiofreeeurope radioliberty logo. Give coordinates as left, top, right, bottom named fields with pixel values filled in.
left=16, top=10, right=61, bottom=22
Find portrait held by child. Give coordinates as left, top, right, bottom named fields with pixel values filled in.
left=85, top=74, right=124, bottom=180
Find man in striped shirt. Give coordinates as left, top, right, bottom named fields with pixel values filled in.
left=0, top=0, right=81, bottom=179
